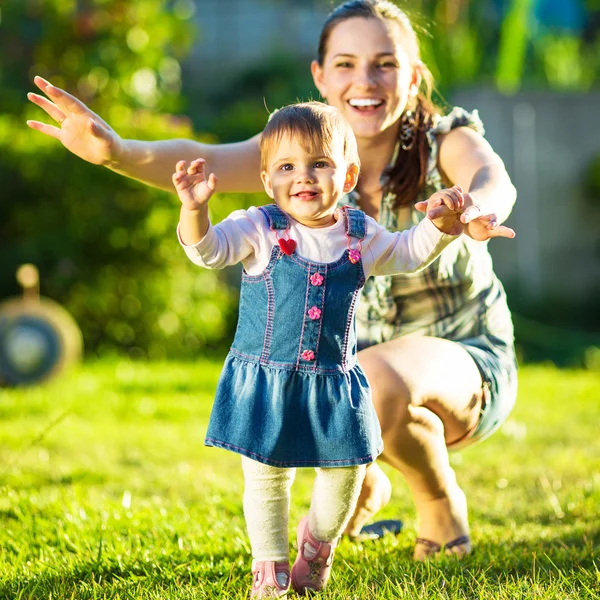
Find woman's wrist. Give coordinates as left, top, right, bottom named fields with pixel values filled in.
left=105, top=136, right=129, bottom=170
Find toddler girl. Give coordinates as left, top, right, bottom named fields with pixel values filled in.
left=173, top=102, right=473, bottom=597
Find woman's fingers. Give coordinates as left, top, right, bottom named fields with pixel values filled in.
left=460, top=203, right=482, bottom=223
left=27, top=93, right=66, bottom=124
left=469, top=213, right=516, bottom=239
left=33, top=76, right=52, bottom=93
left=487, top=224, right=516, bottom=238
left=38, top=79, right=89, bottom=116
left=25, top=120, right=62, bottom=140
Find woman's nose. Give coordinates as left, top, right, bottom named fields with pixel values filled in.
left=355, top=65, right=377, bottom=88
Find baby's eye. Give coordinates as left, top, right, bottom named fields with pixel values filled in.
left=314, top=161, right=329, bottom=169
left=279, top=163, right=294, bottom=171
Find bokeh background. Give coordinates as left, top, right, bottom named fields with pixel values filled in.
left=1, top=0, right=599, bottom=367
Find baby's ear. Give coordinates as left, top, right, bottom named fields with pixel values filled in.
left=261, top=171, right=275, bottom=199
left=344, top=164, right=359, bottom=193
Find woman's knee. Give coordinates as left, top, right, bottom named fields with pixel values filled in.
left=359, top=349, right=417, bottom=436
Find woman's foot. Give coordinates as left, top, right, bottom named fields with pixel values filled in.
left=291, top=516, right=337, bottom=594
left=413, top=484, right=471, bottom=560
left=343, top=462, right=392, bottom=538
left=250, top=560, right=290, bottom=598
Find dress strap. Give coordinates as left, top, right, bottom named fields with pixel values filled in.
left=259, top=204, right=290, bottom=231
left=342, top=206, right=366, bottom=240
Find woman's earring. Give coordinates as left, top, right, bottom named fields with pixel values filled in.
left=400, top=110, right=416, bottom=151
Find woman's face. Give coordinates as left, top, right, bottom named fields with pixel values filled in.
left=312, top=17, right=418, bottom=142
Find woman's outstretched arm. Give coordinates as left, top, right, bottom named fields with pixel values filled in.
left=27, top=76, right=263, bottom=193
left=437, top=126, right=517, bottom=225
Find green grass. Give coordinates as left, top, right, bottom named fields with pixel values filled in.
left=0, top=359, right=598, bottom=599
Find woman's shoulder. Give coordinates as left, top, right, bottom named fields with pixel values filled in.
left=428, top=106, right=485, bottom=141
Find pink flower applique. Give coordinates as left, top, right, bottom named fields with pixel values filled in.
left=348, top=249, right=361, bottom=264
left=308, top=306, right=322, bottom=320
left=310, top=272, right=324, bottom=286
left=301, top=350, right=315, bottom=361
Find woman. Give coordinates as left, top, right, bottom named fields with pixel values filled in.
left=27, top=0, right=518, bottom=560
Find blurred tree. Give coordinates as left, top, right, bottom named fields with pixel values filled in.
left=399, top=0, right=600, bottom=94
left=0, top=0, right=240, bottom=358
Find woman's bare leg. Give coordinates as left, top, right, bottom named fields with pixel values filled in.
left=346, top=336, right=485, bottom=559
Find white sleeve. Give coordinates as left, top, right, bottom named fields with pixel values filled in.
left=367, top=217, right=459, bottom=276
left=177, top=207, right=265, bottom=270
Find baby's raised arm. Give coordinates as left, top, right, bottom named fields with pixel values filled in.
left=27, top=76, right=263, bottom=193
left=173, top=158, right=217, bottom=245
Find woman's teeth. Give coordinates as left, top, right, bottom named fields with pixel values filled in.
left=348, top=99, right=383, bottom=110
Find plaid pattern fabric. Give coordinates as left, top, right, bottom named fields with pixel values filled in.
left=342, top=107, right=514, bottom=347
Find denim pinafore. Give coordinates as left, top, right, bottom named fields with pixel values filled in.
left=205, top=204, right=383, bottom=468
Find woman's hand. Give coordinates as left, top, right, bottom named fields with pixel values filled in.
left=27, top=76, right=121, bottom=166
left=172, top=159, right=217, bottom=210
left=459, top=200, right=516, bottom=240
left=416, top=187, right=515, bottom=240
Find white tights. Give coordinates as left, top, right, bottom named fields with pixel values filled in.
left=241, top=456, right=366, bottom=562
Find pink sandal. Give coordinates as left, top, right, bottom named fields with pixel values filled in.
left=250, top=560, right=290, bottom=598
left=291, top=516, right=337, bottom=594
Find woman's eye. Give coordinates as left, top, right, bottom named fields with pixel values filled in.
left=335, top=62, right=353, bottom=68
left=377, top=61, right=397, bottom=69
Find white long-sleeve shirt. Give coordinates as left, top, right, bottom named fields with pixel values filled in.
left=179, top=206, right=457, bottom=278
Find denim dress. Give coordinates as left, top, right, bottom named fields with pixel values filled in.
left=205, top=204, right=383, bottom=468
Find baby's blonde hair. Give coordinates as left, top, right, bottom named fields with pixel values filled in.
left=260, top=102, right=360, bottom=171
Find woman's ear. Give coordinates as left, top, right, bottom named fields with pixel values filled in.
left=343, top=164, right=360, bottom=193
left=311, top=60, right=327, bottom=100
left=261, top=171, right=275, bottom=199
left=409, top=61, right=423, bottom=97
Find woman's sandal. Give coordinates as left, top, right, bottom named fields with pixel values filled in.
left=414, top=535, right=471, bottom=558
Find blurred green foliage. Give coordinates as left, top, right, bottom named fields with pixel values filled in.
left=189, top=55, right=319, bottom=143
left=0, top=0, right=245, bottom=358
left=396, top=0, right=600, bottom=94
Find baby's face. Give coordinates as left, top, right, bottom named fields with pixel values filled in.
left=261, top=134, right=358, bottom=228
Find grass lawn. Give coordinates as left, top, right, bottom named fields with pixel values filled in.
left=0, top=359, right=598, bottom=599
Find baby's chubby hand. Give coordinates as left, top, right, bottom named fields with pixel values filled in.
left=172, top=158, right=218, bottom=211
left=415, top=185, right=465, bottom=236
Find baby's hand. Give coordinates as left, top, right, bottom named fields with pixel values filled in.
left=415, top=185, right=465, bottom=235
left=172, top=158, right=217, bottom=210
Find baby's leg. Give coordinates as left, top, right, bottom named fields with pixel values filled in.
left=309, top=465, right=367, bottom=541
left=291, top=464, right=366, bottom=593
left=241, top=456, right=295, bottom=562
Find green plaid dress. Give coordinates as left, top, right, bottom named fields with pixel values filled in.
left=342, top=107, right=514, bottom=350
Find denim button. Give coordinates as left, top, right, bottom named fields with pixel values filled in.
left=301, top=350, right=315, bottom=361
left=308, top=306, right=321, bottom=320
left=349, top=249, right=361, bottom=264
left=310, top=273, right=324, bottom=286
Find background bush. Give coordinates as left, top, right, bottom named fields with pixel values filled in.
left=0, top=0, right=258, bottom=358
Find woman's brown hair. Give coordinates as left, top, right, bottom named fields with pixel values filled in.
left=317, top=0, right=441, bottom=209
